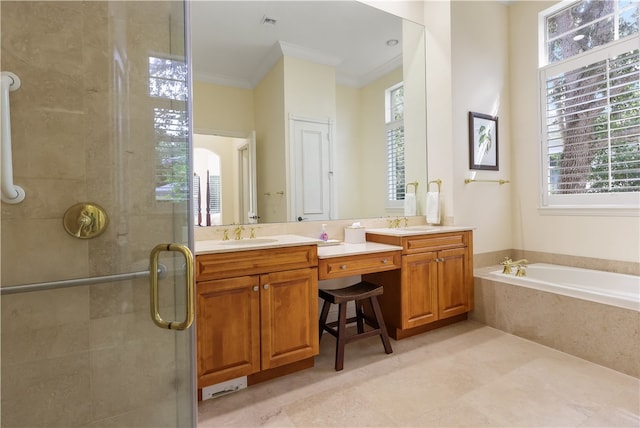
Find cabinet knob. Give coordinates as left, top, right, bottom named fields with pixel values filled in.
left=263, top=284, right=269, bottom=290
left=253, top=286, right=259, bottom=292
left=340, top=265, right=347, bottom=270
left=381, top=259, right=388, bottom=264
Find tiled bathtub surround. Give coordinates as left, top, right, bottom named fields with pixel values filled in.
left=471, top=271, right=640, bottom=378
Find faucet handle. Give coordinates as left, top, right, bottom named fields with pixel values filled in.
left=500, top=257, right=513, bottom=265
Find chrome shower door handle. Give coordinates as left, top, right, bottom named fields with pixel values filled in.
left=149, top=243, right=195, bottom=331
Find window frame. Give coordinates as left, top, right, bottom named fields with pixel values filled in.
left=537, top=3, right=639, bottom=215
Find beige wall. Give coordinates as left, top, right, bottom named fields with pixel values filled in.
left=284, top=56, right=337, bottom=118
left=255, top=57, right=287, bottom=222
left=336, top=84, right=365, bottom=219
left=451, top=1, right=512, bottom=255
left=424, top=0, right=455, bottom=224
left=193, top=80, right=254, bottom=134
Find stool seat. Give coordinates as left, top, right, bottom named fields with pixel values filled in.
left=318, top=281, right=393, bottom=371
left=319, top=281, right=384, bottom=304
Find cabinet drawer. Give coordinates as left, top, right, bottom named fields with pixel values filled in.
left=196, top=245, right=317, bottom=281
left=318, top=251, right=401, bottom=280
left=405, top=232, right=468, bottom=254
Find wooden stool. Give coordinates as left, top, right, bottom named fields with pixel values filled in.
left=318, top=281, right=393, bottom=371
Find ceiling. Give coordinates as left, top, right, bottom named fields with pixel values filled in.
left=189, top=1, right=404, bottom=89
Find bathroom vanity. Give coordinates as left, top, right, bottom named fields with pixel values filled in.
left=195, top=236, right=320, bottom=393
left=364, top=226, right=474, bottom=339
left=194, top=227, right=474, bottom=394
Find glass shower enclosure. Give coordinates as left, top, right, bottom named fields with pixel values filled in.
left=0, top=2, right=195, bottom=427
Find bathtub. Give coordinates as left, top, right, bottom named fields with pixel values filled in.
left=485, top=263, right=639, bottom=311
left=472, top=263, right=640, bottom=378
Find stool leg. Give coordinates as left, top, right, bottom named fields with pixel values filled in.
left=319, top=300, right=331, bottom=342
left=370, top=296, right=393, bottom=354
left=335, top=302, right=347, bottom=371
left=355, top=299, right=365, bottom=333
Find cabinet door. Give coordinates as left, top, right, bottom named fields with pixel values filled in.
left=402, top=252, right=438, bottom=328
left=437, top=247, right=469, bottom=319
left=260, top=268, right=319, bottom=369
left=197, top=276, right=261, bottom=388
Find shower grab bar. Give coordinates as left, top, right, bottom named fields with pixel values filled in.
left=1, top=71, right=25, bottom=204
left=0, top=264, right=167, bottom=296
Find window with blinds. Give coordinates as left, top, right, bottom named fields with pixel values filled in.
left=209, top=175, right=221, bottom=214
left=386, top=83, right=405, bottom=205
left=540, top=1, right=639, bottom=209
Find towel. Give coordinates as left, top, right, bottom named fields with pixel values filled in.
left=426, top=191, right=440, bottom=224
left=404, top=193, right=417, bottom=216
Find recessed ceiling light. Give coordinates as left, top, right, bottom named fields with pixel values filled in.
left=573, top=34, right=585, bottom=41
left=386, top=39, right=399, bottom=47
left=261, top=15, right=278, bottom=26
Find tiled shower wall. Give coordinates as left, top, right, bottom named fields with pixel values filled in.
left=1, top=2, right=189, bottom=427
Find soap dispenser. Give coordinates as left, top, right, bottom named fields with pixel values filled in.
left=319, top=224, right=329, bottom=241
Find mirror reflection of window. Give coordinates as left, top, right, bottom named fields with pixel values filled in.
left=149, top=55, right=189, bottom=202
left=194, top=147, right=222, bottom=226
left=386, top=82, right=405, bottom=208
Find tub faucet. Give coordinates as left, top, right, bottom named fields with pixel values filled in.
left=515, top=264, right=527, bottom=277
left=500, top=257, right=528, bottom=274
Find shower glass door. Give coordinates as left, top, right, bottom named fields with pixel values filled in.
left=0, top=1, right=195, bottom=427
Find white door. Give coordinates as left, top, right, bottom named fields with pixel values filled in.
left=238, top=131, right=258, bottom=224
left=290, top=117, right=333, bottom=222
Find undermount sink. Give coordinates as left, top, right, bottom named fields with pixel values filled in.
left=220, top=238, right=278, bottom=246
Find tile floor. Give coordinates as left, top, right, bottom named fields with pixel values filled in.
left=197, top=320, right=640, bottom=427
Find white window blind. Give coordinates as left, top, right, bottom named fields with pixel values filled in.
left=541, top=43, right=639, bottom=206
left=386, top=83, right=405, bottom=204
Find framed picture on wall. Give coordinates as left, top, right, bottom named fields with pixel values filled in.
left=468, top=111, right=499, bottom=171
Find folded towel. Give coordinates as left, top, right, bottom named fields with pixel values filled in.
left=426, top=191, right=440, bottom=224
left=404, top=193, right=417, bottom=216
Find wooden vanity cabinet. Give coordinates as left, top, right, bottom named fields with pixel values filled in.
left=196, top=245, right=318, bottom=389
left=364, top=230, right=473, bottom=339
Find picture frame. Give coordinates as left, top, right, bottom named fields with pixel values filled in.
left=468, top=111, right=499, bottom=171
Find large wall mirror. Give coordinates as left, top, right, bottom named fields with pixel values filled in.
left=190, top=1, right=427, bottom=226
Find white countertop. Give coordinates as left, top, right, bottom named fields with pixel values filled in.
left=317, top=241, right=403, bottom=259
left=195, top=234, right=321, bottom=255
left=365, top=225, right=474, bottom=236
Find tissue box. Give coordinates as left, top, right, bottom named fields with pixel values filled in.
left=344, top=226, right=365, bottom=244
